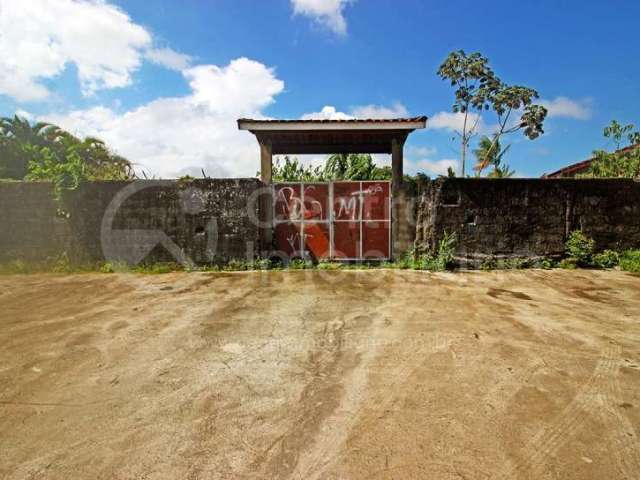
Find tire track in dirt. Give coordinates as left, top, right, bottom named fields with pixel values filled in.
left=259, top=274, right=393, bottom=480
left=286, top=310, right=387, bottom=480
left=499, top=342, right=626, bottom=479
left=600, top=347, right=640, bottom=478
left=290, top=327, right=464, bottom=477
left=257, top=301, right=355, bottom=478
left=185, top=275, right=325, bottom=480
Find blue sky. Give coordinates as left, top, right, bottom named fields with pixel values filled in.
left=1, top=0, right=638, bottom=178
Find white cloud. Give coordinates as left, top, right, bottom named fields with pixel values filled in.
left=350, top=102, right=408, bottom=119
left=301, top=105, right=353, bottom=120
left=0, top=0, right=153, bottom=101
left=540, top=96, right=592, bottom=120
left=296, top=103, right=407, bottom=169
left=0, top=0, right=194, bottom=102
left=427, top=111, right=485, bottom=133
left=185, top=59, right=283, bottom=114
left=301, top=102, right=408, bottom=120
left=404, top=143, right=456, bottom=176
left=407, top=158, right=458, bottom=177
left=41, top=57, right=285, bottom=178
left=14, top=109, right=34, bottom=121
left=405, top=145, right=437, bottom=158
left=291, top=0, right=352, bottom=35
left=145, top=47, right=192, bottom=71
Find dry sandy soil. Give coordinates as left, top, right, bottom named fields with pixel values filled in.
left=1, top=269, right=639, bottom=479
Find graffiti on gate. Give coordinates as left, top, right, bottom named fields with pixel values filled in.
left=274, top=181, right=391, bottom=261
left=276, top=185, right=324, bottom=221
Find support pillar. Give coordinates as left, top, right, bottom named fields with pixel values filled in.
left=258, top=139, right=273, bottom=254
left=391, top=135, right=408, bottom=259
left=260, top=139, right=273, bottom=184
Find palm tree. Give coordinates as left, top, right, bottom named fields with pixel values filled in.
left=487, top=163, right=515, bottom=178
left=0, top=115, right=55, bottom=145
left=473, top=135, right=512, bottom=177
left=324, top=153, right=351, bottom=179
left=0, top=115, right=134, bottom=180
left=324, top=153, right=390, bottom=180
left=0, top=116, right=49, bottom=178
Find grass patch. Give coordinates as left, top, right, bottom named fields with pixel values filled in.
left=2, top=235, right=638, bottom=275
left=620, top=250, right=640, bottom=273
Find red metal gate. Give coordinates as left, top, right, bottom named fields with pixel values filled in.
left=273, top=181, right=391, bottom=261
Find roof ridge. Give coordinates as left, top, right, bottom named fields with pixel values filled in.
left=237, top=116, right=427, bottom=123
left=544, top=143, right=640, bottom=178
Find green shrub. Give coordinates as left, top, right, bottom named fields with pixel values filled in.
left=50, top=253, right=73, bottom=273
left=620, top=250, right=640, bottom=273
left=0, top=259, right=30, bottom=274
left=223, top=259, right=249, bottom=271
left=133, top=262, right=181, bottom=274
left=434, top=231, right=456, bottom=271
left=394, top=247, right=417, bottom=269
left=558, top=258, right=578, bottom=269
left=480, top=256, right=497, bottom=270
left=534, top=258, right=555, bottom=270
left=592, top=250, right=619, bottom=269
left=100, top=262, right=116, bottom=273
left=413, top=232, right=457, bottom=271
left=99, top=261, right=130, bottom=273
left=504, top=258, right=531, bottom=269
left=565, top=230, right=595, bottom=266
left=415, top=253, right=435, bottom=270
left=317, top=262, right=341, bottom=270
left=253, top=258, right=273, bottom=270
left=288, top=259, right=312, bottom=270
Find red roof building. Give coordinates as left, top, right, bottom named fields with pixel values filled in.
left=543, top=144, right=639, bottom=178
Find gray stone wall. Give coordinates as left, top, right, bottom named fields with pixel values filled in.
left=415, top=178, right=640, bottom=262
left=3, top=177, right=640, bottom=266
left=391, top=182, right=418, bottom=258
left=0, top=179, right=262, bottom=265
left=0, top=181, right=71, bottom=262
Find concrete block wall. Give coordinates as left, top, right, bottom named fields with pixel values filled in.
left=0, top=181, right=71, bottom=262
left=392, top=182, right=418, bottom=258
left=0, top=179, right=261, bottom=265
left=415, top=178, right=640, bottom=261
left=3, top=177, right=640, bottom=266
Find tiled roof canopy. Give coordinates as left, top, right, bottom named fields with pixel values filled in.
left=237, top=117, right=427, bottom=154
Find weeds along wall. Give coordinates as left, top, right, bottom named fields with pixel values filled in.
left=415, top=177, right=640, bottom=262
left=0, top=179, right=261, bottom=265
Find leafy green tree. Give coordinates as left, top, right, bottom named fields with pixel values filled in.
left=0, top=116, right=55, bottom=178
left=438, top=50, right=547, bottom=176
left=0, top=115, right=53, bottom=145
left=271, top=153, right=392, bottom=182
left=272, top=156, right=325, bottom=182
left=603, top=120, right=640, bottom=150
left=324, top=154, right=391, bottom=180
left=0, top=115, right=134, bottom=181
left=582, top=120, right=640, bottom=179
left=24, top=146, right=86, bottom=200
left=437, top=51, right=497, bottom=176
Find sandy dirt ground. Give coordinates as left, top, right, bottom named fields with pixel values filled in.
left=1, top=269, right=639, bottom=479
